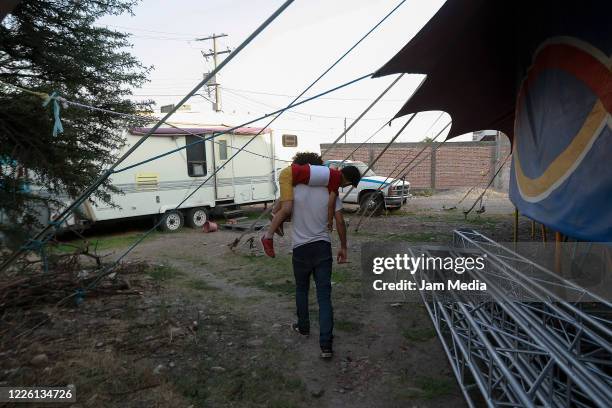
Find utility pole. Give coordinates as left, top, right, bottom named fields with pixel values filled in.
left=344, top=117, right=347, bottom=143
left=196, top=33, right=231, bottom=112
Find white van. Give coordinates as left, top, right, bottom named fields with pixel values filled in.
left=70, top=125, right=277, bottom=231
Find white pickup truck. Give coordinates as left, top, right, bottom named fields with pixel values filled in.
left=324, top=160, right=410, bottom=214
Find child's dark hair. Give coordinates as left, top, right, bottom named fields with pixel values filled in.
left=292, top=152, right=323, bottom=165
left=341, top=165, right=361, bottom=187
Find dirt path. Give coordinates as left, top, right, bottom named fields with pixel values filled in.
left=3, top=195, right=545, bottom=407
left=122, top=223, right=467, bottom=407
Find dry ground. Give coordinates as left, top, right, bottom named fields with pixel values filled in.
left=1, top=190, right=542, bottom=407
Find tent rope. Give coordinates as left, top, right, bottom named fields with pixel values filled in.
left=322, top=73, right=405, bottom=157
left=55, top=0, right=412, bottom=302
left=463, top=153, right=511, bottom=218
left=113, top=73, right=373, bottom=174
left=353, top=122, right=451, bottom=232
left=1, top=71, right=372, bottom=279
left=340, top=113, right=418, bottom=208
left=224, top=0, right=411, bottom=250
left=229, top=73, right=407, bottom=250
left=445, top=151, right=510, bottom=210
left=1, top=0, right=296, bottom=274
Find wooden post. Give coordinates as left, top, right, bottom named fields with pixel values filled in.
left=513, top=207, right=519, bottom=243
left=531, top=220, right=536, bottom=240
left=555, top=231, right=563, bottom=273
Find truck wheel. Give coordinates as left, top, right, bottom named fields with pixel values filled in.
left=160, top=210, right=184, bottom=232
left=359, top=192, right=384, bottom=216
left=186, top=207, right=208, bottom=228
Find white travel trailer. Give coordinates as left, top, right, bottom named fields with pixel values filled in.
left=72, top=125, right=277, bottom=231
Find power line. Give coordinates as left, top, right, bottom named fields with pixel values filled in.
left=99, top=23, right=205, bottom=38
left=135, top=84, right=408, bottom=103
left=224, top=88, right=388, bottom=121
left=224, top=86, right=406, bottom=102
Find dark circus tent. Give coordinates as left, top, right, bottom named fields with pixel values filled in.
left=374, top=0, right=611, bottom=241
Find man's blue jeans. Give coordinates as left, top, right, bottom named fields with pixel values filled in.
left=292, top=240, right=333, bottom=348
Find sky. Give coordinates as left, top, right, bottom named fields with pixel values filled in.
left=98, top=0, right=467, bottom=155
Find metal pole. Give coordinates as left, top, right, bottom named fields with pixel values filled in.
left=513, top=207, right=519, bottom=243
left=342, top=113, right=417, bottom=201
left=322, top=73, right=405, bottom=156
left=213, top=35, right=222, bottom=112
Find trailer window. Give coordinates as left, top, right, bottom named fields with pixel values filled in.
left=282, top=134, right=298, bottom=147
left=218, top=140, right=228, bottom=160
left=186, top=136, right=207, bottom=177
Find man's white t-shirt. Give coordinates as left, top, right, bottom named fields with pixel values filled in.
left=291, top=184, right=343, bottom=249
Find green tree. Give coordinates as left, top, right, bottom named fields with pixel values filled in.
left=0, top=0, right=151, bottom=245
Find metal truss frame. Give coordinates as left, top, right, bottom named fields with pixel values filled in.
left=408, top=229, right=612, bottom=407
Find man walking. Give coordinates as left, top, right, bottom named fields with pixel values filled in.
left=290, top=181, right=348, bottom=359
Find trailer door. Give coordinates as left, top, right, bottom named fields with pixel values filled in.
left=214, top=134, right=234, bottom=200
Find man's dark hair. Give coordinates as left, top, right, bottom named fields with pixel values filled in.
left=341, top=165, right=361, bottom=187
left=292, top=152, right=323, bottom=165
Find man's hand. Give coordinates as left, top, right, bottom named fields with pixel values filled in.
left=337, top=247, right=348, bottom=263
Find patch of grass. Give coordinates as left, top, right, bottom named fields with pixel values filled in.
left=253, top=278, right=295, bottom=295
left=464, top=215, right=505, bottom=228
left=176, top=350, right=304, bottom=407
left=415, top=376, right=455, bottom=399
left=388, top=231, right=448, bottom=242
left=353, top=229, right=449, bottom=243
left=232, top=367, right=304, bottom=402
left=332, top=268, right=352, bottom=284
left=398, top=376, right=454, bottom=400
left=411, top=189, right=434, bottom=197
left=53, top=231, right=161, bottom=252
left=335, top=319, right=363, bottom=333
left=184, top=279, right=220, bottom=291
left=148, top=264, right=185, bottom=281
left=232, top=254, right=295, bottom=295
left=174, top=373, right=210, bottom=404
left=401, top=326, right=436, bottom=342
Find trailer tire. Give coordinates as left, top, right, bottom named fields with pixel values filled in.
left=186, top=207, right=208, bottom=229
left=160, top=210, right=184, bottom=232
left=359, top=191, right=384, bottom=216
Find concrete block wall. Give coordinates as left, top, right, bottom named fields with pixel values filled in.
left=321, top=140, right=512, bottom=191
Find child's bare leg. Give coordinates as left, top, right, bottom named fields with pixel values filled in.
left=265, top=201, right=293, bottom=239
left=327, top=192, right=337, bottom=231
left=269, top=200, right=286, bottom=237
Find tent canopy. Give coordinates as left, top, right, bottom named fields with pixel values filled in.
left=374, top=0, right=611, bottom=142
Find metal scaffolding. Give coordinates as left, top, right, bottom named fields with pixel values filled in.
left=408, top=229, right=612, bottom=407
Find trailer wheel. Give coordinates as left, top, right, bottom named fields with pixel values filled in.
left=186, top=207, right=208, bottom=228
left=160, top=210, right=184, bottom=232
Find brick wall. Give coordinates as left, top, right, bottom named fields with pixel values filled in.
left=321, top=141, right=512, bottom=191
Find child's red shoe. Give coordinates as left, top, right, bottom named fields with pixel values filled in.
left=261, top=236, right=275, bottom=258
